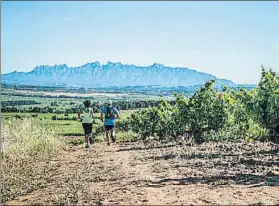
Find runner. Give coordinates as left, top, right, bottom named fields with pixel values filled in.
left=78, top=100, right=94, bottom=148
left=101, top=100, right=120, bottom=145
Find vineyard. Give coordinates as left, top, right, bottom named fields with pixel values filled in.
left=119, top=67, right=279, bottom=144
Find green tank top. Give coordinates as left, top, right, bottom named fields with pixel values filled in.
left=82, top=107, right=93, bottom=123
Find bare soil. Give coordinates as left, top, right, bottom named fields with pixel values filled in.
left=4, top=140, right=279, bottom=205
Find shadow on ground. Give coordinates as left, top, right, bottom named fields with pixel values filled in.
left=117, top=142, right=178, bottom=152
left=148, top=149, right=279, bottom=161
left=239, top=158, right=279, bottom=167
left=146, top=173, right=279, bottom=188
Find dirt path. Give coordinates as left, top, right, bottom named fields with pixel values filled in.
left=6, top=141, right=279, bottom=205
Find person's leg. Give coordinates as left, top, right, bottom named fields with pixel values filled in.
left=107, top=126, right=115, bottom=144
left=85, top=134, right=89, bottom=148
left=105, top=126, right=110, bottom=145
left=83, top=123, right=89, bottom=148
left=108, top=129, right=113, bottom=143
left=89, top=133, right=94, bottom=144
left=89, top=123, right=94, bottom=144
left=111, top=127, right=116, bottom=143
left=107, top=130, right=111, bottom=145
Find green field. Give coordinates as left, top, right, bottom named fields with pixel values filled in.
left=1, top=87, right=156, bottom=137
left=1, top=109, right=135, bottom=137
left=1, top=87, right=164, bottom=139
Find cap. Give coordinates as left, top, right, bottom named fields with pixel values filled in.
left=107, top=100, right=112, bottom=105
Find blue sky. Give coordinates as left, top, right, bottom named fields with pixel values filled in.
left=2, top=1, right=279, bottom=84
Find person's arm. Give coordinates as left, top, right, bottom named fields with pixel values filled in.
left=115, top=108, right=120, bottom=119
left=78, top=108, right=81, bottom=119
left=91, top=108, right=94, bottom=118
left=101, top=108, right=104, bottom=122
left=91, top=108, right=95, bottom=122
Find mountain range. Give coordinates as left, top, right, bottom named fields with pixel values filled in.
left=2, top=61, right=236, bottom=87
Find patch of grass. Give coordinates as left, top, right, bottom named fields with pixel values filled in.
left=2, top=119, right=65, bottom=158
left=116, top=130, right=138, bottom=142
left=68, top=138, right=84, bottom=146
left=94, top=134, right=105, bottom=143
left=1, top=118, right=66, bottom=202
left=53, top=171, right=89, bottom=205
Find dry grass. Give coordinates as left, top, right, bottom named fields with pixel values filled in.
left=1, top=119, right=66, bottom=202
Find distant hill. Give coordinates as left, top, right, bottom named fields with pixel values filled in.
left=2, top=61, right=236, bottom=87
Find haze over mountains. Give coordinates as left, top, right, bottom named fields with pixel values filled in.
left=2, top=61, right=236, bottom=87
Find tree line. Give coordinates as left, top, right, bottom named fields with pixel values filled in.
left=1, top=100, right=40, bottom=106
left=1, top=99, right=176, bottom=114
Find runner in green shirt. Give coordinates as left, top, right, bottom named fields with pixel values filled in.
left=78, top=100, right=94, bottom=148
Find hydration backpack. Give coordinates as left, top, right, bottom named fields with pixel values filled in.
left=105, top=107, right=115, bottom=119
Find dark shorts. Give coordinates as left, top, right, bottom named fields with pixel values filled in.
left=105, top=125, right=115, bottom=131
left=82, top=123, right=93, bottom=135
